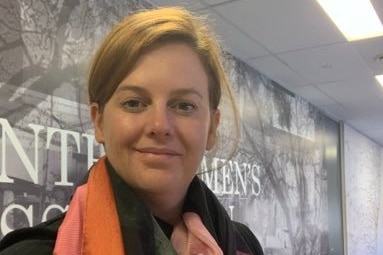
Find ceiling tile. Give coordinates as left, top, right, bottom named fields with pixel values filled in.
left=278, top=43, right=371, bottom=84
left=351, top=36, right=383, bottom=75
left=293, top=85, right=336, bottom=106
left=316, top=77, right=383, bottom=104
left=317, top=103, right=353, bottom=121
left=213, top=0, right=345, bottom=53
left=201, top=0, right=235, bottom=5
left=199, top=9, right=268, bottom=59
left=341, top=99, right=383, bottom=117
left=248, top=55, right=310, bottom=89
left=146, top=0, right=207, bottom=10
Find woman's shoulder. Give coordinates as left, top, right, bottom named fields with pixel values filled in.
left=232, top=221, right=264, bottom=255
left=0, top=213, right=65, bottom=255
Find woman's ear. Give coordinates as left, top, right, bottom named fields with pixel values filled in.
left=90, top=103, right=105, bottom=144
left=206, top=109, right=220, bottom=150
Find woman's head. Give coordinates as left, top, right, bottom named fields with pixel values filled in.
left=88, top=7, right=231, bottom=113
left=89, top=7, right=240, bottom=171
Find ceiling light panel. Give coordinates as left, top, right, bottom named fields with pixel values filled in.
left=317, top=0, right=383, bottom=41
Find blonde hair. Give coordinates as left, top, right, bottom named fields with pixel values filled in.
left=88, top=6, right=239, bottom=156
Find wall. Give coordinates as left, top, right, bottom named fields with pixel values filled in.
left=344, top=124, right=383, bottom=255
left=379, top=149, right=383, bottom=254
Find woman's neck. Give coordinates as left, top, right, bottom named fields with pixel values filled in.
left=134, top=187, right=187, bottom=225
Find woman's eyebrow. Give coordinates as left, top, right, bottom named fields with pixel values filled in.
left=116, top=85, right=204, bottom=99
left=170, top=88, right=203, bottom=99
left=115, top=85, right=149, bottom=95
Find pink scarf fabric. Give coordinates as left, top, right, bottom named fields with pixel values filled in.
left=53, top=157, right=223, bottom=255
left=171, top=212, right=223, bottom=255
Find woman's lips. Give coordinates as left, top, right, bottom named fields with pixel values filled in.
left=135, top=147, right=182, bottom=156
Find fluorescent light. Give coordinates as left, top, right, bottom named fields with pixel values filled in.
left=317, top=0, right=383, bottom=41
left=375, top=74, right=383, bottom=86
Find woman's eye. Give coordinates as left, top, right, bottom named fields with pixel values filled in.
left=172, top=101, right=197, bottom=113
left=122, top=99, right=147, bottom=112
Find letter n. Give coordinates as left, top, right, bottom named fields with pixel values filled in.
left=0, top=118, right=44, bottom=184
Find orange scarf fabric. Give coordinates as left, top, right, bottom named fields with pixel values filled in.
left=53, top=156, right=124, bottom=255
left=53, top=157, right=222, bottom=255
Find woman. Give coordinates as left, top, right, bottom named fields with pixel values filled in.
left=0, top=7, right=263, bottom=255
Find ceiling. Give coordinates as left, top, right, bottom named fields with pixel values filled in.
left=148, top=0, right=383, bottom=146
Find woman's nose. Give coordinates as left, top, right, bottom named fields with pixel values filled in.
left=147, top=105, right=173, bottom=139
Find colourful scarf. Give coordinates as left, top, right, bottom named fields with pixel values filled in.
left=53, top=157, right=223, bottom=255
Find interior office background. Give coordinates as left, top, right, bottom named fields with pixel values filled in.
left=0, top=1, right=382, bottom=255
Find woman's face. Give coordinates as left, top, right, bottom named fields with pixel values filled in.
left=91, top=42, right=220, bottom=195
